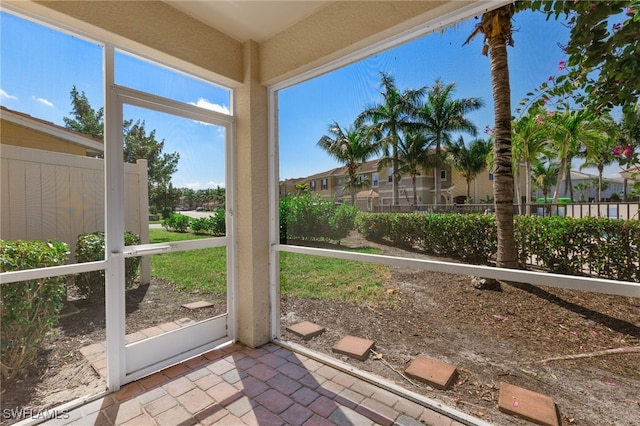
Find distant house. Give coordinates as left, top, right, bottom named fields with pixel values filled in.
left=544, top=170, right=625, bottom=202
left=1, top=106, right=103, bottom=156
left=279, top=158, right=510, bottom=210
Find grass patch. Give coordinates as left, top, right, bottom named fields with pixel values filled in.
left=280, top=248, right=390, bottom=302
left=149, top=229, right=226, bottom=294
left=149, top=229, right=390, bottom=303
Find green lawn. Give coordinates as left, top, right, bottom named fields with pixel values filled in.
left=148, top=229, right=389, bottom=302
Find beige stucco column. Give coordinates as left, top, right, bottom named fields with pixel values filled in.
left=234, top=40, right=271, bottom=347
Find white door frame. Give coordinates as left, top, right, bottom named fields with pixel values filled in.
left=104, top=55, right=237, bottom=389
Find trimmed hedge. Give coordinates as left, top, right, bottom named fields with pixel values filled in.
left=280, top=193, right=358, bottom=243
left=355, top=212, right=640, bottom=282
left=75, top=231, right=141, bottom=300
left=0, top=240, right=69, bottom=381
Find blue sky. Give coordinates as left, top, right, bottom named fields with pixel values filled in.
left=0, top=9, right=621, bottom=188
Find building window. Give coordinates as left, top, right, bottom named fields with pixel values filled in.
left=387, top=168, right=393, bottom=183
left=372, top=173, right=379, bottom=188
left=440, top=170, right=447, bottom=180
left=489, top=172, right=494, bottom=181
left=321, top=178, right=328, bottom=190
left=310, top=180, right=316, bottom=191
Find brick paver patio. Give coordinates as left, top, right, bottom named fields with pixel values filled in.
left=43, top=342, right=488, bottom=426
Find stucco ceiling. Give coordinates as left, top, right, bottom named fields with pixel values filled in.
left=163, top=1, right=333, bottom=42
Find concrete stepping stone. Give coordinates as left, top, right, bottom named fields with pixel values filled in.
left=404, top=355, right=457, bottom=390
left=181, top=301, right=214, bottom=310
left=498, top=382, right=560, bottom=426
left=286, top=321, right=326, bottom=340
left=332, top=335, right=375, bottom=361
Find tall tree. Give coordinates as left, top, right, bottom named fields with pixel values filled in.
left=532, top=160, right=560, bottom=203
left=123, top=120, right=180, bottom=210
left=317, top=121, right=378, bottom=205
left=546, top=108, right=600, bottom=203
left=380, top=130, right=433, bottom=206
left=64, top=87, right=180, bottom=210
left=578, top=113, right=618, bottom=201
left=417, top=79, right=483, bottom=205
left=511, top=106, right=552, bottom=214
left=464, top=3, right=518, bottom=269
left=63, top=86, right=104, bottom=140
left=448, top=137, right=492, bottom=202
left=357, top=73, right=425, bottom=205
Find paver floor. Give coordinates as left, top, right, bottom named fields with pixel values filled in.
left=41, top=342, right=486, bottom=426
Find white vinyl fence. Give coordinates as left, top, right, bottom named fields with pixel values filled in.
left=1, top=144, right=150, bottom=282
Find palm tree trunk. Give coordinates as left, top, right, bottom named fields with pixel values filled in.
left=392, top=144, right=399, bottom=205
left=486, top=6, right=518, bottom=269
left=552, top=157, right=566, bottom=204
left=514, top=162, right=522, bottom=214
left=412, top=175, right=418, bottom=206
left=525, top=160, right=532, bottom=215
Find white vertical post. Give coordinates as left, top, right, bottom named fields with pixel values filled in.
left=137, top=159, right=150, bottom=284
left=268, top=87, right=281, bottom=340
left=104, top=44, right=126, bottom=391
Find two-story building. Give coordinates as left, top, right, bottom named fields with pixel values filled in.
left=280, top=158, right=500, bottom=210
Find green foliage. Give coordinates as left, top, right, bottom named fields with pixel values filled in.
left=63, top=86, right=181, bottom=210
left=162, top=213, right=190, bottom=232
left=515, top=215, right=640, bottom=281
left=0, top=240, right=69, bottom=382
left=209, top=208, right=226, bottom=236
left=280, top=193, right=358, bottom=242
left=356, top=213, right=496, bottom=263
left=524, top=1, right=639, bottom=113
left=75, top=232, right=141, bottom=300
left=188, top=209, right=225, bottom=236
left=356, top=212, right=640, bottom=282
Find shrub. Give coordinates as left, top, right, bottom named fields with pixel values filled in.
left=281, top=193, right=357, bottom=242
left=208, top=208, right=226, bottom=236
left=161, top=206, right=172, bottom=219
left=163, top=213, right=190, bottom=232
left=0, top=239, right=69, bottom=382
left=75, top=231, right=141, bottom=300
left=355, top=212, right=640, bottom=282
left=189, top=217, right=209, bottom=234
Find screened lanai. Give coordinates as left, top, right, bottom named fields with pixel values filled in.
left=2, top=1, right=638, bottom=425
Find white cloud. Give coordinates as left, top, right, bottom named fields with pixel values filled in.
left=184, top=182, right=201, bottom=190
left=32, top=96, right=54, bottom=107
left=0, top=89, right=18, bottom=100
left=206, top=181, right=225, bottom=189
left=189, top=98, right=230, bottom=115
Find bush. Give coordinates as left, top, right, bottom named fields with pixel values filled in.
left=161, top=206, right=172, bottom=219
left=355, top=212, right=640, bottom=282
left=162, top=213, right=190, bottom=232
left=208, top=208, right=226, bottom=236
left=75, top=231, right=141, bottom=300
left=280, top=193, right=357, bottom=242
left=0, top=240, right=69, bottom=382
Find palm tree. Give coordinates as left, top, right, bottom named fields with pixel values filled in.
left=532, top=160, right=560, bottom=203
left=448, top=137, right=492, bottom=202
left=417, top=79, right=484, bottom=206
left=547, top=108, right=601, bottom=203
left=464, top=3, right=518, bottom=268
left=357, top=73, right=425, bottom=205
left=579, top=113, right=618, bottom=202
left=617, top=109, right=640, bottom=199
left=512, top=106, right=552, bottom=214
left=317, top=121, right=378, bottom=205
left=379, top=130, right=433, bottom=206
